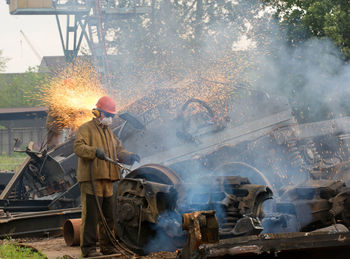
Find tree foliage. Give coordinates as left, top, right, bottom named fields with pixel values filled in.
left=99, top=0, right=268, bottom=101
left=0, top=67, right=47, bottom=108
left=264, top=0, right=350, bottom=59
left=0, top=49, right=9, bottom=72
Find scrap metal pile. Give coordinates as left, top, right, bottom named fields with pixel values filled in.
left=115, top=167, right=272, bottom=253
left=1, top=86, right=350, bottom=257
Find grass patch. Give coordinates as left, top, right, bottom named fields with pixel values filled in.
left=0, top=153, right=27, bottom=171
left=0, top=240, right=46, bottom=259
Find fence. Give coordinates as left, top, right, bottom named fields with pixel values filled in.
left=0, top=127, right=47, bottom=155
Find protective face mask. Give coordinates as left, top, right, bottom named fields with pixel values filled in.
left=100, top=117, right=113, bottom=126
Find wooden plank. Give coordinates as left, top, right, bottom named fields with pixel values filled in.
left=0, top=156, right=30, bottom=199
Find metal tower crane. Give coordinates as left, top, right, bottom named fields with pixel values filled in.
left=8, top=0, right=152, bottom=91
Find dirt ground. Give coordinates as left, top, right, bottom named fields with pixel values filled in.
left=16, top=237, right=177, bottom=259
left=17, top=237, right=81, bottom=259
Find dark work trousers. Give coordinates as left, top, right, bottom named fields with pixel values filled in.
left=80, top=180, right=115, bottom=256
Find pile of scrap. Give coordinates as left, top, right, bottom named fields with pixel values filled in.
left=1, top=89, right=350, bottom=258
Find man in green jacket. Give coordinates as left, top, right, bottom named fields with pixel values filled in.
left=74, top=96, right=140, bottom=257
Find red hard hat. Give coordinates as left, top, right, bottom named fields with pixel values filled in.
left=96, top=96, right=117, bottom=114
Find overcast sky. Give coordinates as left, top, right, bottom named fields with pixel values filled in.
left=0, top=1, right=62, bottom=73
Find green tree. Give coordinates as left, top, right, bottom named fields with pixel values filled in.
left=264, top=0, right=350, bottom=59
left=0, top=49, right=10, bottom=72
left=0, top=66, right=48, bottom=108
left=102, top=0, right=265, bottom=97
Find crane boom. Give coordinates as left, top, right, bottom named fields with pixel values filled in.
left=20, top=30, right=42, bottom=63
left=9, top=1, right=152, bottom=91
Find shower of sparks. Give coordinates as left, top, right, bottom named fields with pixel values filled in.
left=115, top=50, right=258, bottom=125
left=36, top=62, right=107, bottom=131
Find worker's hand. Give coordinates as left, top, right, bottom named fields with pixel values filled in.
left=130, top=153, right=141, bottom=164
left=96, top=148, right=106, bottom=160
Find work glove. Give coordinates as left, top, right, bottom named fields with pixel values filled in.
left=96, top=148, right=106, bottom=160
left=129, top=153, right=141, bottom=164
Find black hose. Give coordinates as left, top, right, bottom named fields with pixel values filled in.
left=89, top=161, right=134, bottom=256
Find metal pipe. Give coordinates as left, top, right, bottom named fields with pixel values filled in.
left=63, top=218, right=81, bottom=246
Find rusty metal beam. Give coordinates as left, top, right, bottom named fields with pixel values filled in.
left=198, top=232, right=350, bottom=258
left=0, top=208, right=81, bottom=238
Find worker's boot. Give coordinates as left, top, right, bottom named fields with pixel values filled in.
left=82, top=249, right=102, bottom=258
left=101, top=246, right=119, bottom=255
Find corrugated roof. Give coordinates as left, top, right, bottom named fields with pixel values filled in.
left=0, top=107, right=48, bottom=114
left=38, top=56, right=92, bottom=73
left=37, top=55, right=122, bottom=73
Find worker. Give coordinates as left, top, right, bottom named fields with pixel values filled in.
left=74, top=95, right=140, bottom=257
